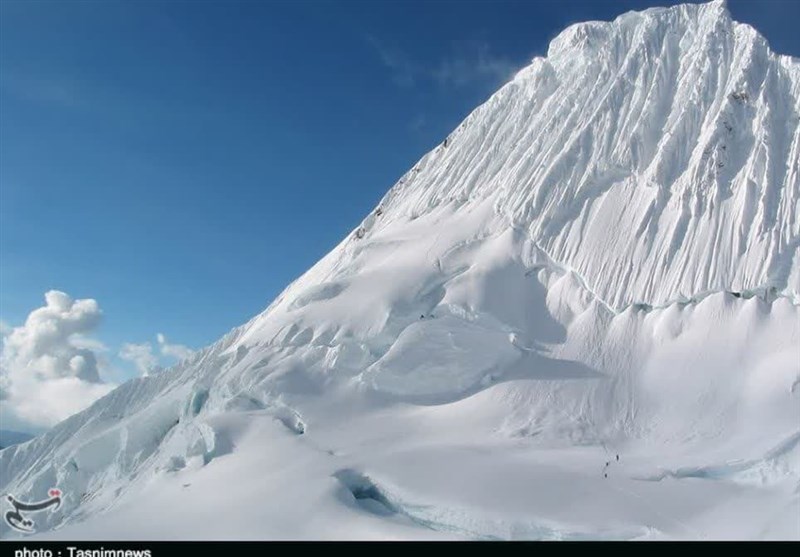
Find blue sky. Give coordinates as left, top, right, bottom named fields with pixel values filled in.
left=1, top=0, right=799, bottom=415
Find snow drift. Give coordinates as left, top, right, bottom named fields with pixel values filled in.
left=1, top=0, right=798, bottom=540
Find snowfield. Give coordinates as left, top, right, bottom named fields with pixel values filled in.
left=1, top=0, right=798, bottom=540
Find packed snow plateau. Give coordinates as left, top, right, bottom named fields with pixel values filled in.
left=1, top=0, right=798, bottom=540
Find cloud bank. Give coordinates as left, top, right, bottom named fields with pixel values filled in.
left=156, top=333, right=192, bottom=361
left=0, top=291, right=115, bottom=428
left=119, top=333, right=193, bottom=376
left=0, top=291, right=195, bottom=431
left=119, top=341, right=160, bottom=376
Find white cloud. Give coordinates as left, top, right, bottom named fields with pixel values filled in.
left=119, top=342, right=161, bottom=376
left=431, top=42, right=519, bottom=89
left=367, top=35, right=418, bottom=88
left=157, top=333, right=193, bottom=361
left=71, top=334, right=109, bottom=353
left=6, top=376, right=113, bottom=429
left=119, top=333, right=193, bottom=377
left=0, top=291, right=115, bottom=428
left=368, top=36, right=522, bottom=91
left=1, top=292, right=195, bottom=431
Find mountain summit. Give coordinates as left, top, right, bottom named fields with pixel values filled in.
left=373, top=0, right=799, bottom=310
left=2, top=1, right=798, bottom=540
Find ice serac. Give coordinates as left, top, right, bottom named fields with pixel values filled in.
left=1, top=1, right=798, bottom=540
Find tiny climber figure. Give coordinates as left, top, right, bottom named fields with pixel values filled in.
left=616, top=454, right=619, bottom=462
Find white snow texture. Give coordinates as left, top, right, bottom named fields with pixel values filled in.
left=1, top=0, right=798, bottom=541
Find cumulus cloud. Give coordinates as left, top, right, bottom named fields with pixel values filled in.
left=119, top=342, right=160, bottom=376
left=0, top=291, right=115, bottom=428
left=1, top=292, right=196, bottom=431
left=157, top=333, right=193, bottom=361
left=119, top=333, right=193, bottom=377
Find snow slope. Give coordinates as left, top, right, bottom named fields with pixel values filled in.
left=1, top=0, right=798, bottom=540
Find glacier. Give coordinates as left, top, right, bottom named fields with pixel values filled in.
left=1, top=0, right=798, bottom=540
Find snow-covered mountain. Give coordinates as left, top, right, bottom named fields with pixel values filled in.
left=2, top=0, right=798, bottom=540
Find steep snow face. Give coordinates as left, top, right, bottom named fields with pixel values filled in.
left=374, top=0, right=800, bottom=309
left=1, top=1, right=798, bottom=541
